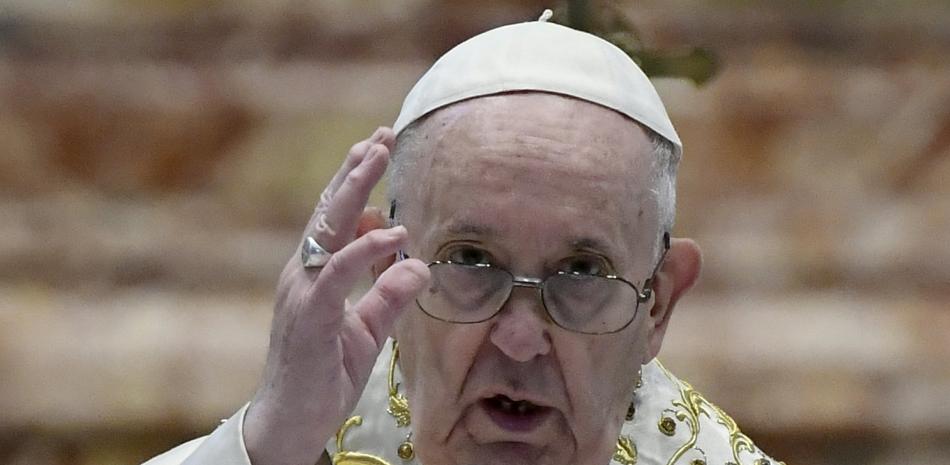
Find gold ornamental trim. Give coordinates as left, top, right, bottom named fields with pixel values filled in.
left=333, top=416, right=394, bottom=465
left=654, top=361, right=785, bottom=465
left=613, top=435, right=638, bottom=465
left=387, top=341, right=412, bottom=427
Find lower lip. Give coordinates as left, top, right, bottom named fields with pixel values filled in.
left=480, top=399, right=552, bottom=432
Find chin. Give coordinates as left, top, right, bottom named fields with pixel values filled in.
left=424, top=427, right=590, bottom=465
left=425, top=443, right=569, bottom=465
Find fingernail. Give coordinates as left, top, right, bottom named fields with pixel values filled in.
left=370, top=127, right=385, bottom=143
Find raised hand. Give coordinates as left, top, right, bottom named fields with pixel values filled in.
left=242, top=127, right=430, bottom=465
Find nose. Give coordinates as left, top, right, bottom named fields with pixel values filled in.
left=489, top=289, right=552, bottom=362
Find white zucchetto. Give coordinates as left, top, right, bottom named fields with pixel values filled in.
left=392, top=11, right=683, bottom=156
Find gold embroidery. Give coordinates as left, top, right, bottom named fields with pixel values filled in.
left=331, top=356, right=781, bottom=465
left=397, top=441, right=415, bottom=460
left=658, top=415, right=677, bottom=436
left=654, top=361, right=784, bottom=465
left=333, top=416, right=394, bottom=465
left=707, top=400, right=758, bottom=465
left=614, top=435, right=638, bottom=465
left=664, top=382, right=708, bottom=465
left=387, top=341, right=411, bottom=427
left=330, top=343, right=412, bottom=465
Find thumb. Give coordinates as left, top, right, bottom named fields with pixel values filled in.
left=351, top=258, right=430, bottom=351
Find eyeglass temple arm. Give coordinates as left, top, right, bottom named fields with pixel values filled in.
left=390, top=201, right=410, bottom=260
left=639, top=232, right=671, bottom=302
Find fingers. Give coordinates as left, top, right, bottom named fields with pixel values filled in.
left=351, top=257, right=430, bottom=350
left=319, top=144, right=390, bottom=251
left=326, top=127, right=394, bottom=195
left=307, top=127, right=396, bottom=253
left=303, top=226, right=409, bottom=331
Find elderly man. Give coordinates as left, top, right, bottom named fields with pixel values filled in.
left=145, top=14, right=781, bottom=465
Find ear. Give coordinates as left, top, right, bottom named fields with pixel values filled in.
left=355, top=207, right=393, bottom=280
left=645, top=238, right=702, bottom=359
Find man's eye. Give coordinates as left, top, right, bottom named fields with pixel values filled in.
left=559, top=256, right=609, bottom=276
left=447, top=246, right=493, bottom=266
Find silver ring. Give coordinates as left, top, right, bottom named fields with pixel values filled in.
left=301, top=236, right=332, bottom=268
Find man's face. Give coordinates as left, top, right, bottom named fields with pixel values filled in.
left=394, top=93, right=664, bottom=465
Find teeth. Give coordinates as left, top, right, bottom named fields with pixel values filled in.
left=491, top=395, right=539, bottom=415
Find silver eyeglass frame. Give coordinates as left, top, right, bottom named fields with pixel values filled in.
left=389, top=201, right=670, bottom=335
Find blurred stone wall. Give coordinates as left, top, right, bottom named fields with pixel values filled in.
left=0, top=1, right=948, bottom=465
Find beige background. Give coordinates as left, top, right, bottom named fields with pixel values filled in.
left=0, top=1, right=948, bottom=464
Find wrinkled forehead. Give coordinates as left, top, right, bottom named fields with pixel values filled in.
left=396, top=93, right=659, bottom=246
left=412, top=92, right=655, bottom=188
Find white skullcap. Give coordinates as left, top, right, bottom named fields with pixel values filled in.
left=392, top=12, right=682, bottom=155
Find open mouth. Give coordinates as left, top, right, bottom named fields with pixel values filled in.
left=480, top=394, right=552, bottom=432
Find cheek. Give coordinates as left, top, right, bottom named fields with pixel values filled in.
left=560, top=333, right=645, bottom=431
left=395, top=316, right=488, bottom=427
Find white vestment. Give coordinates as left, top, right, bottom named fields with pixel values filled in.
left=144, top=340, right=781, bottom=465
left=145, top=13, right=781, bottom=465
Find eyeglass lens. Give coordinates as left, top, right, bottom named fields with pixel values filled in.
left=417, top=263, right=641, bottom=334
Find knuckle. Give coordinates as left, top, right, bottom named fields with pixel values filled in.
left=321, top=253, right=349, bottom=277
left=373, top=280, right=404, bottom=310
left=315, top=189, right=333, bottom=210
left=345, top=168, right=368, bottom=186
left=314, top=217, right=337, bottom=238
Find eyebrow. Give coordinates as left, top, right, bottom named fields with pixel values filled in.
left=444, top=221, right=496, bottom=237
left=568, top=236, right=615, bottom=254
left=442, top=221, right=615, bottom=255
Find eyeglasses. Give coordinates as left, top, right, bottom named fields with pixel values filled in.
left=389, top=202, right=669, bottom=335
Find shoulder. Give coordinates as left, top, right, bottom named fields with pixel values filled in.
left=618, top=360, right=783, bottom=465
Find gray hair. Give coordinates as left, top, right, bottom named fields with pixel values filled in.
left=387, top=118, right=680, bottom=262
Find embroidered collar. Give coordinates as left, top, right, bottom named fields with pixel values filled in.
left=327, top=340, right=781, bottom=465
